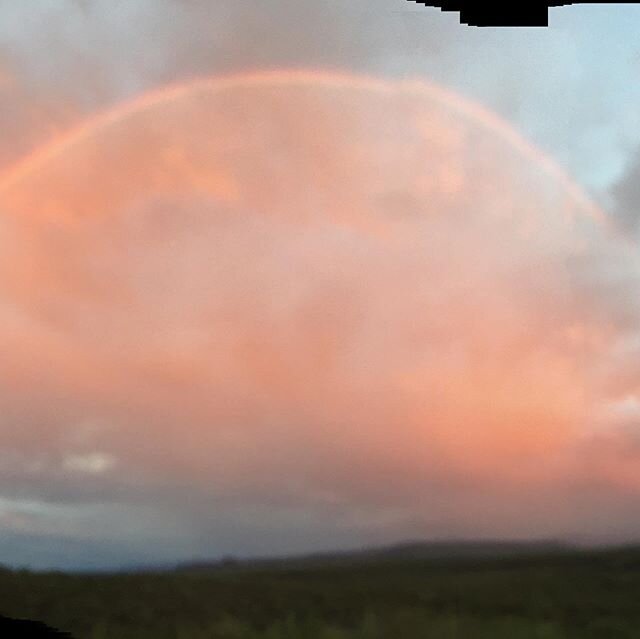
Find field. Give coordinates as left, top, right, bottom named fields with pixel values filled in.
left=1, top=544, right=639, bottom=638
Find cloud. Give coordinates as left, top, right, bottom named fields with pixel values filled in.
left=62, top=453, right=117, bottom=475
left=610, top=146, right=640, bottom=233
left=0, top=2, right=639, bottom=569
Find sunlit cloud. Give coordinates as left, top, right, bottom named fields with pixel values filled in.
left=0, top=1, right=640, bottom=569
left=62, top=453, right=116, bottom=475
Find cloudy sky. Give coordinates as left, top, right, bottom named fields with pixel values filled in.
left=1, top=0, right=640, bottom=571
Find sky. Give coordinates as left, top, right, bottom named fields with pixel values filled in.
left=1, top=0, right=640, bottom=571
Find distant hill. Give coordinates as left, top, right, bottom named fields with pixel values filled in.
left=173, top=539, right=576, bottom=574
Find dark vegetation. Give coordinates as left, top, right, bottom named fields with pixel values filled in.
left=1, top=542, right=639, bottom=638
left=0, top=613, right=74, bottom=637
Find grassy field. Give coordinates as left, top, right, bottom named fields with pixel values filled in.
left=1, top=544, right=639, bottom=638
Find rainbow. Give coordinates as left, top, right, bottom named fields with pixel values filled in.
left=0, top=68, right=606, bottom=227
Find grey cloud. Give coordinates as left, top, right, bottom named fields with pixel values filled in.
left=611, top=146, right=640, bottom=233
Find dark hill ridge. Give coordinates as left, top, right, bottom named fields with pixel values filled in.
left=173, top=539, right=575, bottom=574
